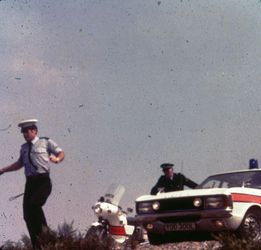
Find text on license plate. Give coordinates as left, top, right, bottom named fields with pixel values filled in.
left=165, top=222, right=196, bottom=231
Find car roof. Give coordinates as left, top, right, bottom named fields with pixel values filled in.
left=208, top=168, right=261, bottom=177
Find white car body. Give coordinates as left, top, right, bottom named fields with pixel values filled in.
left=135, top=169, right=261, bottom=243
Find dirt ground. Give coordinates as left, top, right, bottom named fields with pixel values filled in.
left=136, top=240, right=221, bottom=250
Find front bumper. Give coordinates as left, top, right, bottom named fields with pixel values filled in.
left=135, top=208, right=234, bottom=233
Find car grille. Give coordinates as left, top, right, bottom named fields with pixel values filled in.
left=157, top=197, right=203, bottom=212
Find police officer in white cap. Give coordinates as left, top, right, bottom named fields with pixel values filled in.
left=0, top=119, right=65, bottom=249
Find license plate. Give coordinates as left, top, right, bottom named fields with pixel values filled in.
left=165, top=222, right=196, bottom=232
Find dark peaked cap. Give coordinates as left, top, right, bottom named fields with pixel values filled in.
left=160, top=163, right=174, bottom=170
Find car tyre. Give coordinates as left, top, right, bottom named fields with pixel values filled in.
left=238, top=208, right=261, bottom=243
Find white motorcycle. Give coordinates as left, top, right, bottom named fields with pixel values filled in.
left=86, top=184, right=142, bottom=249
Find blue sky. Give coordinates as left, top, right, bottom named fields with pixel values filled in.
left=0, top=0, right=261, bottom=243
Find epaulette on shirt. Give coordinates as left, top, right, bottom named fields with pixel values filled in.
left=39, top=137, right=51, bottom=155
left=40, top=137, right=50, bottom=140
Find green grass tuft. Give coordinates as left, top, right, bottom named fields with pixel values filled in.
left=214, top=232, right=261, bottom=250
left=0, top=221, right=115, bottom=250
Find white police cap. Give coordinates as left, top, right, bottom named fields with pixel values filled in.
left=18, top=119, right=38, bottom=129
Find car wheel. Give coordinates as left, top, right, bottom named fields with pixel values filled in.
left=147, top=232, right=165, bottom=245
left=239, top=208, right=261, bottom=242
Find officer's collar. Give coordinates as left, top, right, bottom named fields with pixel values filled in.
left=31, top=136, right=39, bottom=145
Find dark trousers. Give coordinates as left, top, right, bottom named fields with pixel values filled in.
left=23, top=174, right=52, bottom=249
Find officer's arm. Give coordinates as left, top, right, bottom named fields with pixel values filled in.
left=150, top=176, right=164, bottom=195
left=0, top=161, right=23, bottom=175
left=50, top=151, right=65, bottom=164
left=184, top=176, right=198, bottom=189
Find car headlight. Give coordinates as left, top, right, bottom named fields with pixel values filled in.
left=205, top=196, right=225, bottom=209
left=152, top=201, right=160, bottom=210
left=193, top=197, right=202, bottom=208
left=137, top=202, right=153, bottom=214
left=137, top=201, right=160, bottom=214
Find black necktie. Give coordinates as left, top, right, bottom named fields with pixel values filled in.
left=28, top=142, right=37, bottom=169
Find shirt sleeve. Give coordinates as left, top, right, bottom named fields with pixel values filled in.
left=47, top=139, right=63, bottom=155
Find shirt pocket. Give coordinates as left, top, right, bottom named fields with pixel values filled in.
left=32, top=148, right=48, bottom=156
left=32, top=148, right=49, bottom=163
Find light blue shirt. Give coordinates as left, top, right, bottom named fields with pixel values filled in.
left=18, top=136, right=63, bottom=176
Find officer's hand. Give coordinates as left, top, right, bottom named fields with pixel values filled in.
left=49, top=156, right=60, bottom=164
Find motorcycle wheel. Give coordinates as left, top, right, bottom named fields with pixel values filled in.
left=85, top=225, right=111, bottom=248
left=86, top=225, right=107, bottom=240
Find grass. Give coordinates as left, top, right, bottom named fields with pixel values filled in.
left=0, top=221, right=114, bottom=250
left=2, top=225, right=261, bottom=250
left=214, top=232, right=261, bottom=250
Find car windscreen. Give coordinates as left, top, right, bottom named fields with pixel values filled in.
left=197, top=171, right=261, bottom=189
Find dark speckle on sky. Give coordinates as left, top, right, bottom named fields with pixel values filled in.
left=0, top=0, right=260, bottom=244
left=0, top=124, right=11, bottom=132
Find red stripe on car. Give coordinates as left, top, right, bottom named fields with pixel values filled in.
left=232, top=193, right=261, bottom=203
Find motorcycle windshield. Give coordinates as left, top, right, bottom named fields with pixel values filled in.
left=104, top=183, right=125, bottom=206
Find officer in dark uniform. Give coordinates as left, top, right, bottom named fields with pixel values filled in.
left=150, top=163, right=198, bottom=195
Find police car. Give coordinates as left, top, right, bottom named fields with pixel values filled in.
left=135, top=168, right=261, bottom=245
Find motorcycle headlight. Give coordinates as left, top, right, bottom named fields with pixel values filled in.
left=94, top=204, right=102, bottom=214
left=205, top=196, right=225, bottom=209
